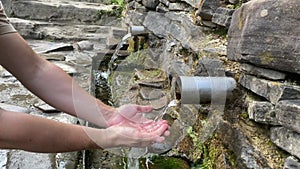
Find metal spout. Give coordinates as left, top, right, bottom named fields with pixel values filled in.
left=129, top=26, right=148, bottom=36
left=176, top=76, right=236, bottom=104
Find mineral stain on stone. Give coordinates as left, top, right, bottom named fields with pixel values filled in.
left=259, top=51, right=274, bottom=65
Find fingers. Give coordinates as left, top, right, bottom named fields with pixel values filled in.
left=135, top=105, right=153, bottom=113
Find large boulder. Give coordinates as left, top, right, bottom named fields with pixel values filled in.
left=227, top=0, right=300, bottom=74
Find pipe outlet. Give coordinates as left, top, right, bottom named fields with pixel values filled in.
left=129, top=26, right=148, bottom=36
left=176, top=76, right=236, bottom=104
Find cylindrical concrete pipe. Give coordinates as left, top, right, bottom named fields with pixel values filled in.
left=129, top=26, right=148, bottom=36
left=176, top=76, right=236, bottom=104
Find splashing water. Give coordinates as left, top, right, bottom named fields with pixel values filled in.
left=153, top=99, right=180, bottom=122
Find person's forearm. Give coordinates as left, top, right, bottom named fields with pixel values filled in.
left=0, top=33, right=113, bottom=127
left=22, top=59, right=113, bottom=127
left=0, top=109, right=100, bottom=153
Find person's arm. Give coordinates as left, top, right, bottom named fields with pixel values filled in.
left=0, top=33, right=121, bottom=127
left=0, top=109, right=168, bottom=153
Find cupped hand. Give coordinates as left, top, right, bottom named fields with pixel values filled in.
left=106, top=104, right=154, bottom=127
left=101, top=120, right=170, bottom=148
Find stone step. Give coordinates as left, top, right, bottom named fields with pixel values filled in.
left=6, top=0, right=120, bottom=24
left=10, top=17, right=127, bottom=44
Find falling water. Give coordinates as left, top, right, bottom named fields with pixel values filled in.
left=106, top=33, right=132, bottom=77
left=153, top=99, right=180, bottom=122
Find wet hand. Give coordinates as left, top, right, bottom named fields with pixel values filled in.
left=106, top=104, right=154, bottom=126
left=101, top=120, right=169, bottom=148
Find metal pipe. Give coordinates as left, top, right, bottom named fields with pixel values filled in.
left=129, top=26, right=148, bottom=36
left=176, top=76, right=236, bottom=104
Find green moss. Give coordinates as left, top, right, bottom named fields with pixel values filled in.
left=149, top=156, right=190, bottom=169
left=240, top=111, right=249, bottom=119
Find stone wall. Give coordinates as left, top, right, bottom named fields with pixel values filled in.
left=125, top=0, right=300, bottom=168
left=227, top=0, right=300, bottom=168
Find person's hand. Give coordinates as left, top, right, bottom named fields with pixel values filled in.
left=106, top=104, right=154, bottom=127
left=99, top=120, right=169, bottom=148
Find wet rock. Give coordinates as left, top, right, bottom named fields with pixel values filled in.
left=139, top=87, right=165, bottom=100
left=227, top=0, right=300, bottom=74
left=239, top=74, right=300, bottom=104
left=247, top=101, right=278, bottom=125
left=149, top=95, right=169, bottom=110
left=276, top=100, right=300, bottom=134
left=0, top=103, right=30, bottom=113
left=284, top=156, right=300, bottom=169
left=196, top=0, right=221, bottom=20
left=271, top=127, right=300, bottom=159
left=212, top=7, right=235, bottom=28
left=217, top=120, right=271, bottom=169
left=241, top=63, right=286, bottom=80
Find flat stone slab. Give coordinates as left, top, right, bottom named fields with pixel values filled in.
left=0, top=103, right=30, bottom=113
left=247, top=100, right=278, bottom=125
left=241, top=63, right=286, bottom=80
left=239, top=74, right=300, bottom=104
left=11, top=0, right=118, bottom=24
left=271, top=127, right=300, bottom=159
left=276, top=100, right=300, bottom=134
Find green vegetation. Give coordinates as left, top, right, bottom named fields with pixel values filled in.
left=148, top=156, right=190, bottom=169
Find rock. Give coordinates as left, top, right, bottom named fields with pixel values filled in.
left=247, top=101, right=279, bottom=125
left=195, top=57, right=225, bottom=76
left=275, top=100, right=300, bottom=134
left=212, top=7, right=235, bottom=28
left=7, top=150, right=54, bottom=169
left=159, top=0, right=170, bottom=7
left=241, top=63, right=286, bottom=80
left=0, top=103, right=30, bottom=113
left=271, top=127, right=300, bottom=159
left=0, top=150, right=8, bottom=169
left=28, top=40, right=74, bottom=54
left=139, top=87, right=165, bottom=100
left=11, top=1, right=118, bottom=24
left=168, top=2, right=191, bottom=11
left=156, top=4, right=169, bottom=13
left=284, top=156, right=300, bottom=169
left=228, top=0, right=239, bottom=5
left=143, top=12, right=205, bottom=53
left=217, top=120, right=271, bottom=169
left=33, top=102, right=59, bottom=113
left=52, top=61, right=77, bottom=75
left=40, top=53, right=66, bottom=61
left=227, top=0, right=300, bottom=74
left=196, top=0, right=221, bottom=20
left=76, top=40, right=94, bottom=51
left=142, top=0, right=160, bottom=10
left=149, top=95, right=169, bottom=110
left=239, top=74, right=300, bottom=104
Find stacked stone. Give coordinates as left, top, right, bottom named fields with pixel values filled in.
left=227, top=0, right=300, bottom=167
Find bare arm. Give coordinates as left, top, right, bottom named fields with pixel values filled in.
left=0, top=33, right=113, bottom=127
left=0, top=109, right=168, bottom=152
left=0, top=109, right=99, bottom=153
